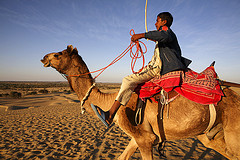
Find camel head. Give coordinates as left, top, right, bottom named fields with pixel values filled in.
left=41, top=45, right=78, bottom=73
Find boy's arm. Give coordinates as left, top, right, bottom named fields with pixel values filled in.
left=131, top=32, right=167, bottom=42
left=145, top=30, right=172, bottom=42
left=131, top=33, right=145, bottom=42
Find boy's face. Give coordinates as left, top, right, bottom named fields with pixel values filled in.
left=155, top=17, right=167, bottom=30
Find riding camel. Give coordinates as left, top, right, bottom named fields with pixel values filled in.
left=41, top=45, right=240, bottom=160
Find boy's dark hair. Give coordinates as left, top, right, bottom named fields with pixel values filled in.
left=157, top=12, right=173, bottom=27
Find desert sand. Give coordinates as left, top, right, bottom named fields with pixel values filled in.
left=1, top=82, right=238, bottom=159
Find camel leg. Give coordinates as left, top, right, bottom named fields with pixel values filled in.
left=134, top=133, right=157, bottom=160
left=118, top=138, right=138, bottom=160
left=197, top=131, right=231, bottom=159
left=223, top=126, right=240, bottom=159
left=137, top=140, right=154, bottom=160
left=197, top=128, right=240, bottom=160
left=222, top=102, right=240, bottom=159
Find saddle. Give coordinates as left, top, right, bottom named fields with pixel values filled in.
left=135, top=66, right=224, bottom=105
left=134, top=66, right=224, bottom=143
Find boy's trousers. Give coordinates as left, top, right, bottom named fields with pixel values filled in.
left=116, top=44, right=162, bottom=105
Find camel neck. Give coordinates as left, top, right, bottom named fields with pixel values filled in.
left=67, top=75, right=93, bottom=100
left=64, top=57, right=116, bottom=113
left=67, top=75, right=116, bottom=114
left=63, top=63, right=92, bottom=97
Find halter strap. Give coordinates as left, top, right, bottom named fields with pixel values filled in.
left=80, top=83, right=96, bottom=114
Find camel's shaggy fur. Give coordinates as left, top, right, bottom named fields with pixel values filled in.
left=41, top=45, right=240, bottom=160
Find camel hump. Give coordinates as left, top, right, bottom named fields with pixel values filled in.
left=210, top=61, right=215, bottom=67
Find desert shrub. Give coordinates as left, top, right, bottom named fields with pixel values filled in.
left=38, top=89, right=49, bottom=94
left=10, top=92, right=22, bottom=98
left=0, top=83, right=10, bottom=89
left=2, top=93, right=9, bottom=97
left=26, top=91, right=37, bottom=95
left=63, top=90, right=71, bottom=94
left=51, top=90, right=59, bottom=93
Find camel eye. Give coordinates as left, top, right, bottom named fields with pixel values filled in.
left=54, top=52, right=62, bottom=58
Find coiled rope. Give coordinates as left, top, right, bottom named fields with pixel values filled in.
left=67, top=29, right=147, bottom=79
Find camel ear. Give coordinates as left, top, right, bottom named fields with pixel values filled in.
left=67, top=45, right=74, bottom=53
left=72, top=47, right=78, bottom=55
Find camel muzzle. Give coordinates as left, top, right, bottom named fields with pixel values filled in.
left=41, top=58, right=50, bottom=67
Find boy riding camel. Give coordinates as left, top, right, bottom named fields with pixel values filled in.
left=91, top=12, right=191, bottom=127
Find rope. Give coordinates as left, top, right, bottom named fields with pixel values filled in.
left=80, top=83, right=96, bottom=114
left=160, top=89, right=169, bottom=119
left=129, top=30, right=147, bottom=74
left=203, top=104, right=217, bottom=133
left=145, top=0, right=148, bottom=33
left=135, top=106, right=143, bottom=125
left=81, top=83, right=96, bottom=107
left=67, top=29, right=147, bottom=79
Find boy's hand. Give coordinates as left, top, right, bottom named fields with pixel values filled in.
left=131, top=33, right=145, bottom=42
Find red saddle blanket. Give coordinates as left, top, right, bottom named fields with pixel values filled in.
left=135, top=66, right=224, bottom=105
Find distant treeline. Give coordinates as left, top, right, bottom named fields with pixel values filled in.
left=0, top=81, right=121, bottom=90
left=96, top=83, right=121, bottom=90
left=0, top=91, right=22, bottom=98
left=0, top=81, right=69, bottom=90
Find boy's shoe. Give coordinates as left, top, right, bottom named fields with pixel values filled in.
left=91, top=104, right=111, bottom=127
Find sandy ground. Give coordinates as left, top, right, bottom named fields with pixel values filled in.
left=1, top=85, right=239, bottom=159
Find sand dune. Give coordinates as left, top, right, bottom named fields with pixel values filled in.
left=0, top=90, right=230, bottom=159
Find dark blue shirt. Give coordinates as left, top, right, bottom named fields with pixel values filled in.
left=145, top=26, right=191, bottom=75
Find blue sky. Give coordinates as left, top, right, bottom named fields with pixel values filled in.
left=0, top=0, right=240, bottom=83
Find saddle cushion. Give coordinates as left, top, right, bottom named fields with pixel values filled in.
left=135, top=66, right=224, bottom=105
